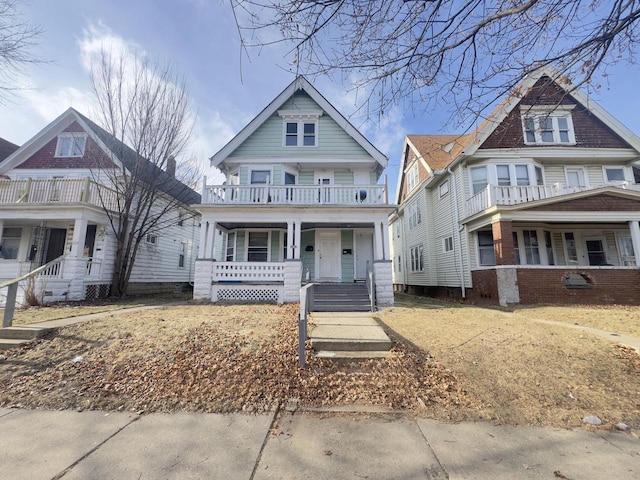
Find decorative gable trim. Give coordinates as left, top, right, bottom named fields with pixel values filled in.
left=277, top=109, right=323, bottom=119
left=210, top=76, right=388, bottom=169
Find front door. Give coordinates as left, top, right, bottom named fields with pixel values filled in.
left=317, top=230, right=340, bottom=281
left=43, top=228, right=67, bottom=264
left=355, top=231, right=374, bottom=280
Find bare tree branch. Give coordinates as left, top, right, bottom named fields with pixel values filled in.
left=230, top=0, right=640, bottom=127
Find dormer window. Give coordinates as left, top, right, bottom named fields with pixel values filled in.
left=278, top=109, right=322, bottom=147
left=520, top=105, right=575, bottom=145
left=55, top=133, right=87, bottom=157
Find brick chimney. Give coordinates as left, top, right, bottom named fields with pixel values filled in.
left=166, top=155, right=176, bottom=177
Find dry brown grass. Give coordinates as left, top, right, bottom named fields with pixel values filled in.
left=377, top=295, right=640, bottom=427
left=1, top=296, right=639, bottom=429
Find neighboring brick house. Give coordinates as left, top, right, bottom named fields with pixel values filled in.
left=391, top=67, right=640, bottom=305
left=0, top=108, right=200, bottom=304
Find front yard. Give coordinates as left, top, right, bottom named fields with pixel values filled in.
left=1, top=296, right=639, bottom=428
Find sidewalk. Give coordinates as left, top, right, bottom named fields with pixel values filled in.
left=1, top=407, right=638, bottom=480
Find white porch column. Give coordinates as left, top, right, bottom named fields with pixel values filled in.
left=70, top=218, right=88, bottom=257
left=208, top=221, right=217, bottom=259
left=198, top=221, right=209, bottom=258
left=294, top=221, right=302, bottom=260
left=381, top=220, right=390, bottom=261
left=0, top=220, right=4, bottom=247
left=630, top=220, right=640, bottom=267
left=287, top=221, right=294, bottom=260
left=374, top=221, right=384, bottom=260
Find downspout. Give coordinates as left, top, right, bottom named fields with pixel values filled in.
left=446, top=164, right=466, bottom=299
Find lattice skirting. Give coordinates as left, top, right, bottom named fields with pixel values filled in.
left=212, top=284, right=283, bottom=304
left=85, top=283, right=111, bottom=299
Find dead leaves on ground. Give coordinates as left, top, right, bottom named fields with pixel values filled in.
left=0, top=304, right=466, bottom=414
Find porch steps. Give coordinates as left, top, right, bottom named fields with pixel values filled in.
left=0, top=325, right=53, bottom=351
left=309, top=312, right=392, bottom=359
left=312, top=283, right=371, bottom=312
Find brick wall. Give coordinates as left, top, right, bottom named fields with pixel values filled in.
left=468, top=270, right=499, bottom=302
left=517, top=268, right=640, bottom=305
left=492, top=221, right=516, bottom=265
left=527, top=194, right=640, bottom=212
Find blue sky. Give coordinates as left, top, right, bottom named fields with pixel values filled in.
left=2, top=0, right=640, bottom=200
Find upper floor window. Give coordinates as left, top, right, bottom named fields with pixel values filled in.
left=407, top=202, right=422, bottom=229
left=470, top=166, right=488, bottom=195
left=279, top=109, right=322, bottom=147
left=55, top=133, right=87, bottom=157
left=406, top=163, right=419, bottom=192
left=521, top=106, right=575, bottom=145
left=604, top=166, right=628, bottom=183
left=439, top=180, right=449, bottom=197
left=250, top=170, right=270, bottom=184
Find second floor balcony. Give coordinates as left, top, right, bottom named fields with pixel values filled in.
left=466, top=182, right=640, bottom=218
left=0, top=177, right=119, bottom=210
left=201, top=184, right=389, bottom=206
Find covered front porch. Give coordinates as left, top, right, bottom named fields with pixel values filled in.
left=0, top=213, right=113, bottom=304
left=193, top=207, right=394, bottom=307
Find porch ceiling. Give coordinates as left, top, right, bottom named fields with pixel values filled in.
left=217, top=222, right=374, bottom=231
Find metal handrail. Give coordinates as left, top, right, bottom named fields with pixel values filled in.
left=1, top=255, right=66, bottom=328
left=298, top=283, right=315, bottom=367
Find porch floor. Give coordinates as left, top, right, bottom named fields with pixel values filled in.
left=309, top=312, right=391, bottom=359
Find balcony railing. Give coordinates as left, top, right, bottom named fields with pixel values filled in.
left=0, top=177, right=119, bottom=210
left=202, top=184, right=388, bottom=206
left=466, top=182, right=640, bottom=217
left=212, top=262, right=286, bottom=282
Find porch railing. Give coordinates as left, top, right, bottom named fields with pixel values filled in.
left=0, top=177, right=119, bottom=211
left=202, top=184, right=388, bottom=206
left=212, top=262, right=286, bottom=282
left=38, top=256, right=65, bottom=278
left=466, top=182, right=640, bottom=217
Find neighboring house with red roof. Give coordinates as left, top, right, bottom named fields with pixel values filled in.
left=0, top=108, right=200, bottom=304
left=391, top=67, right=640, bottom=305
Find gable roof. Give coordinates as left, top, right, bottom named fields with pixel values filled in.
left=402, top=66, right=640, bottom=179
left=210, top=76, right=388, bottom=169
left=0, top=137, right=19, bottom=161
left=0, top=108, right=200, bottom=205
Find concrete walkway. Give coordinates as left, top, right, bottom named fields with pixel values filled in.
left=531, top=318, right=640, bottom=352
left=1, top=407, right=639, bottom=479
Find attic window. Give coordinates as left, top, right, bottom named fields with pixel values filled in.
left=279, top=109, right=322, bottom=147
left=55, top=133, right=87, bottom=157
left=406, top=163, right=419, bottom=192
left=520, top=105, right=576, bottom=145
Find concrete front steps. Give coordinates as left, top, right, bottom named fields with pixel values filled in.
left=309, top=312, right=392, bottom=359
left=0, top=325, right=53, bottom=351
left=312, top=283, right=371, bottom=312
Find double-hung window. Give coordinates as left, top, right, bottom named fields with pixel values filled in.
left=178, top=242, right=186, bottom=268
left=477, top=231, right=495, bottom=266
left=0, top=228, right=21, bottom=260
left=471, top=166, right=488, bottom=195
left=410, top=245, right=424, bottom=272
left=226, top=232, right=236, bottom=261
left=247, top=232, right=269, bottom=262
left=604, top=166, right=627, bottom=183
left=406, top=163, right=419, bottom=192
left=521, top=106, right=575, bottom=144
left=55, top=133, right=87, bottom=157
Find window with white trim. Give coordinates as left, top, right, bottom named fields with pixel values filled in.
left=250, top=170, right=270, bottom=184
left=618, top=236, right=635, bottom=265
left=442, top=236, right=454, bottom=253
left=477, top=230, right=495, bottom=266
left=247, top=231, right=269, bottom=262
left=564, top=232, right=578, bottom=264
left=439, top=180, right=449, bottom=197
left=604, top=166, right=627, bottom=183
left=146, top=234, right=158, bottom=245
left=284, top=120, right=317, bottom=146
left=406, top=163, right=419, bottom=192
left=178, top=242, right=186, bottom=268
left=407, top=202, right=422, bottom=229
left=565, top=167, right=587, bottom=188
left=522, top=110, right=575, bottom=144
left=0, top=227, right=21, bottom=260
left=55, top=133, right=87, bottom=157
left=410, top=245, right=424, bottom=272
left=470, top=166, right=488, bottom=195
left=226, top=232, right=236, bottom=261
left=522, top=230, right=541, bottom=265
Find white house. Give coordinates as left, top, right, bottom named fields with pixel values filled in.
left=0, top=108, right=200, bottom=304
left=391, top=68, right=640, bottom=306
left=194, top=77, right=395, bottom=308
